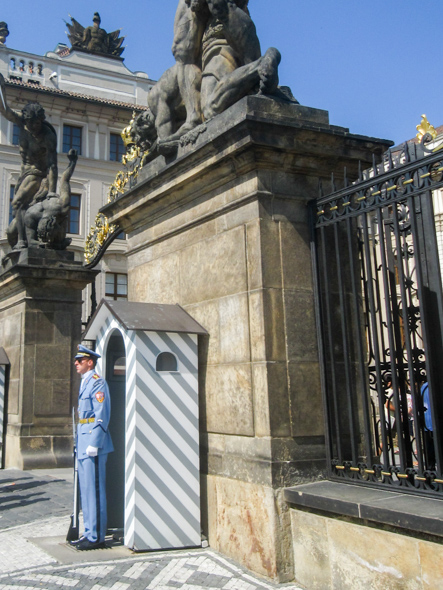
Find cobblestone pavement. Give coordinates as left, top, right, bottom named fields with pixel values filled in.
left=0, top=469, right=73, bottom=530
left=0, top=469, right=305, bottom=589
left=0, top=549, right=304, bottom=590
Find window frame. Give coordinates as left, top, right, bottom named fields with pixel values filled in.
left=67, top=193, right=81, bottom=235
left=105, top=272, right=128, bottom=301
left=109, top=132, right=125, bottom=162
left=12, top=123, right=20, bottom=146
left=62, top=124, right=83, bottom=155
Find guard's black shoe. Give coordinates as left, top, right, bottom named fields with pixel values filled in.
left=69, top=536, right=87, bottom=546
left=75, top=538, right=106, bottom=551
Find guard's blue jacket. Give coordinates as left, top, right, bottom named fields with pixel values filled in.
left=77, top=371, right=114, bottom=459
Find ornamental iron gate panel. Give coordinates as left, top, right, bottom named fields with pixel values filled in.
left=311, top=140, right=443, bottom=496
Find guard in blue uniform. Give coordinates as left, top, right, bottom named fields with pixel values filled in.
left=72, top=345, right=113, bottom=550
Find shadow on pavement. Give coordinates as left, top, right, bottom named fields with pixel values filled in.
left=0, top=491, right=46, bottom=505
left=0, top=478, right=65, bottom=493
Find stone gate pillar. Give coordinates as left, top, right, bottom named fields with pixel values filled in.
left=0, top=248, right=98, bottom=469
left=101, top=96, right=391, bottom=582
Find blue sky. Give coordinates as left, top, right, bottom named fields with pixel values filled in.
left=2, top=1, right=442, bottom=145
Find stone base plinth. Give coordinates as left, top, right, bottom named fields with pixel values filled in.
left=0, top=247, right=98, bottom=469
left=102, top=96, right=392, bottom=581
left=289, top=508, right=443, bottom=589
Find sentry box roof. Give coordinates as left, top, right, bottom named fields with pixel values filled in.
left=83, top=299, right=208, bottom=340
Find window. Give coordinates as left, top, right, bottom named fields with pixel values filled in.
left=116, top=230, right=126, bottom=240
left=63, top=125, right=82, bottom=154
left=12, top=124, right=20, bottom=146
left=110, top=133, right=125, bottom=162
left=68, top=194, right=81, bottom=234
left=9, top=185, right=15, bottom=225
left=105, top=273, right=127, bottom=301
left=156, top=352, right=178, bottom=372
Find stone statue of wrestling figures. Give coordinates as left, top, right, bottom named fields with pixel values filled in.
left=0, top=73, right=77, bottom=251
left=129, top=0, right=297, bottom=157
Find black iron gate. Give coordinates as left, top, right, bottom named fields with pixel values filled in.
left=311, top=140, right=443, bottom=495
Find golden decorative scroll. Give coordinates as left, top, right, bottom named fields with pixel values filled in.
left=84, top=213, right=117, bottom=264
left=416, top=114, right=437, bottom=143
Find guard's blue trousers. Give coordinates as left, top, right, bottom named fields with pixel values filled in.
left=78, top=454, right=108, bottom=543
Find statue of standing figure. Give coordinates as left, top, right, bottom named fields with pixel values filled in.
left=66, top=13, right=125, bottom=58
left=139, top=0, right=294, bottom=153
left=0, top=73, right=77, bottom=251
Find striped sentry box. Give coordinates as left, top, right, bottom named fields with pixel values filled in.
left=84, top=300, right=207, bottom=551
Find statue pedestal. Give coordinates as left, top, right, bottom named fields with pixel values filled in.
left=0, top=248, right=98, bottom=469
left=102, top=96, right=391, bottom=581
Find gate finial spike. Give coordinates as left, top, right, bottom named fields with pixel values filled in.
left=372, top=153, right=378, bottom=176
left=344, top=166, right=348, bottom=188
left=388, top=149, right=394, bottom=170
left=358, top=160, right=362, bottom=181
left=331, top=172, right=337, bottom=192
left=403, top=142, right=410, bottom=163
left=318, top=178, right=323, bottom=198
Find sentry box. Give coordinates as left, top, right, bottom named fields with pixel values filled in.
left=82, top=300, right=207, bottom=551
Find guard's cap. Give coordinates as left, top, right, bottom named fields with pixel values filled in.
left=74, top=344, right=101, bottom=361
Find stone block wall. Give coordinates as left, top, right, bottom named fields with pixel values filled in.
left=0, top=250, right=98, bottom=468
left=103, top=96, right=391, bottom=581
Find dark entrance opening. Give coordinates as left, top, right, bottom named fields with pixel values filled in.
left=105, top=330, right=126, bottom=534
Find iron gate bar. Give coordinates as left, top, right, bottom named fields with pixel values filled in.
left=390, top=205, right=425, bottom=475
left=384, top=205, right=413, bottom=473
left=310, top=206, right=334, bottom=477
left=362, top=213, right=389, bottom=475
left=376, top=209, right=400, bottom=471
left=377, top=214, right=401, bottom=469
left=319, top=225, right=343, bottom=465
left=333, top=222, right=358, bottom=465
left=407, top=193, right=436, bottom=480
left=346, top=215, right=373, bottom=470
left=410, top=191, right=443, bottom=486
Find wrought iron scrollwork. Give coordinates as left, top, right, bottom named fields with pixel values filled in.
left=84, top=213, right=119, bottom=266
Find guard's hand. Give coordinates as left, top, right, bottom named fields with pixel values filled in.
left=86, top=445, right=98, bottom=457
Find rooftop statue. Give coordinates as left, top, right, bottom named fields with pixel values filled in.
left=66, top=12, right=125, bottom=58
left=0, top=74, right=77, bottom=251
left=0, top=22, right=9, bottom=45
left=132, top=0, right=296, bottom=155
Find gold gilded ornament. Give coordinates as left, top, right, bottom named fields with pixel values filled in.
left=416, top=114, right=437, bottom=143
left=121, top=112, right=136, bottom=147
left=84, top=213, right=117, bottom=264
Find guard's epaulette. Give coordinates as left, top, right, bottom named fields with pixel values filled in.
left=93, top=374, right=100, bottom=380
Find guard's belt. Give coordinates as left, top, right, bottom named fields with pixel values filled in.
left=79, top=417, right=95, bottom=424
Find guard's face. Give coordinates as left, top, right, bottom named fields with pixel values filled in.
left=74, top=358, right=94, bottom=375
